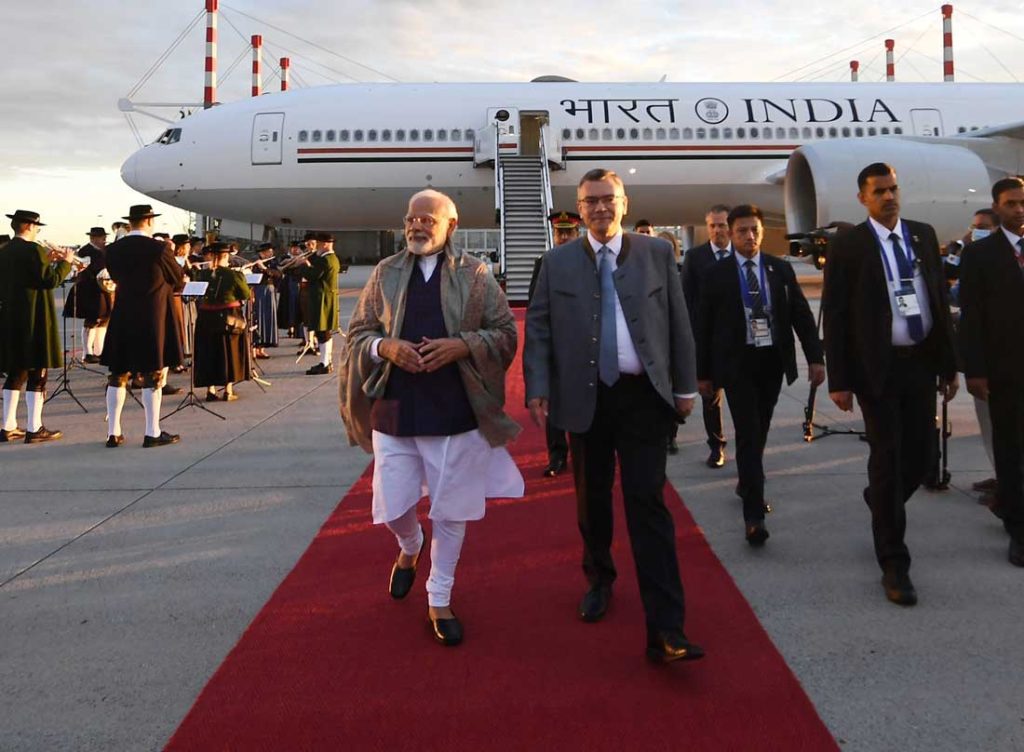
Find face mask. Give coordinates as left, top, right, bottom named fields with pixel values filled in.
left=970, top=228, right=991, bottom=242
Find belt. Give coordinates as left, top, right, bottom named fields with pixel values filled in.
left=892, top=344, right=923, bottom=358
left=198, top=301, right=241, bottom=311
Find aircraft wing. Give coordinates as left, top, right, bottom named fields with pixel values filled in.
left=962, top=120, right=1024, bottom=140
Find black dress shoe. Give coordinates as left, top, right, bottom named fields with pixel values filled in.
left=428, top=611, right=464, bottom=646
left=745, top=521, right=769, bottom=547
left=579, top=585, right=611, bottom=622
left=0, top=428, right=26, bottom=443
left=542, top=457, right=567, bottom=477
left=306, top=363, right=332, bottom=375
left=646, top=629, right=706, bottom=663
left=881, top=570, right=918, bottom=606
left=25, top=427, right=62, bottom=444
left=667, top=438, right=679, bottom=455
left=1009, top=539, right=1024, bottom=568
left=84, top=354, right=102, bottom=364
left=972, top=477, right=998, bottom=492
left=161, top=385, right=183, bottom=396
left=389, top=539, right=424, bottom=600
left=706, top=447, right=725, bottom=468
left=142, top=431, right=180, bottom=448
left=105, top=434, right=125, bottom=448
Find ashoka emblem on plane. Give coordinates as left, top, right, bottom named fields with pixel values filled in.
left=695, top=98, right=728, bottom=124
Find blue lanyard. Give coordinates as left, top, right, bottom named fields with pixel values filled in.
left=736, top=254, right=769, bottom=313
left=874, top=223, right=917, bottom=283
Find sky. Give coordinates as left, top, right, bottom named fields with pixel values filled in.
left=1, top=0, right=1021, bottom=244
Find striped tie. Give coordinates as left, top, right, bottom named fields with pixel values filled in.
left=598, top=247, right=620, bottom=386
left=890, top=233, right=925, bottom=343
left=744, top=260, right=764, bottom=317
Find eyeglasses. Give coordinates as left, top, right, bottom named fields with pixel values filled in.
left=404, top=215, right=443, bottom=228
left=578, top=195, right=624, bottom=208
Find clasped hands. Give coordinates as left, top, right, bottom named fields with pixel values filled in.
left=378, top=336, right=469, bottom=373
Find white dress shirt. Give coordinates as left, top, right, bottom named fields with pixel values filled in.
left=868, top=216, right=933, bottom=346
left=711, top=242, right=733, bottom=260
left=734, top=250, right=769, bottom=345
left=589, top=231, right=696, bottom=399
left=370, top=252, right=441, bottom=362
left=1002, top=226, right=1023, bottom=259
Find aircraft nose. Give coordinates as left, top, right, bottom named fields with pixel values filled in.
left=120, top=150, right=140, bottom=191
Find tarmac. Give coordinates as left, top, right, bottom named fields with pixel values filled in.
left=2, top=263, right=1021, bottom=751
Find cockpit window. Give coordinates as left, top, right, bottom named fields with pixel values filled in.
left=155, top=128, right=182, bottom=145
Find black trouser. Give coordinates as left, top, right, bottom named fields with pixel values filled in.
left=314, top=330, right=331, bottom=344
left=3, top=369, right=48, bottom=392
left=986, top=381, right=1024, bottom=545
left=701, top=387, right=726, bottom=451
left=723, top=347, right=784, bottom=523
left=856, top=349, right=935, bottom=573
left=546, top=417, right=568, bottom=464
left=108, top=371, right=163, bottom=389
left=569, top=374, right=685, bottom=632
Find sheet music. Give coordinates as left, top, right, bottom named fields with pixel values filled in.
left=245, top=273, right=264, bottom=284
left=182, top=281, right=208, bottom=296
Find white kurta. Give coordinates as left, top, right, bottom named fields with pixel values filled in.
left=371, top=428, right=524, bottom=523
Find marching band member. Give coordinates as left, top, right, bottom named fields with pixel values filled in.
left=193, top=242, right=252, bottom=402
left=300, top=232, right=340, bottom=375
left=69, top=226, right=114, bottom=364
left=0, top=210, right=72, bottom=444
left=251, top=242, right=279, bottom=358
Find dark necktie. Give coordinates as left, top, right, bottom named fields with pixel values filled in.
left=744, top=259, right=765, bottom=317
left=1016, top=238, right=1024, bottom=273
left=716, top=249, right=729, bottom=261
left=889, top=232, right=925, bottom=343
left=598, top=247, right=620, bottom=386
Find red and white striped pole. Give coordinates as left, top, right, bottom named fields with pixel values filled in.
left=942, top=4, right=955, bottom=82
left=885, top=39, right=895, bottom=82
left=280, top=57, right=290, bottom=91
left=204, top=0, right=218, bottom=108
left=850, top=60, right=859, bottom=82
left=251, top=34, right=262, bottom=97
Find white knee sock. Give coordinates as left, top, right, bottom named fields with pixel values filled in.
left=85, top=327, right=98, bottom=356
left=142, top=387, right=162, bottom=438
left=386, top=506, right=425, bottom=557
left=106, top=386, right=126, bottom=436
left=94, top=326, right=108, bottom=356
left=320, top=337, right=333, bottom=368
left=2, top=389, right=20, bottom=431
left=426, top=520, right=467, bottom=608
left=25, top=391, right=44, bottom=433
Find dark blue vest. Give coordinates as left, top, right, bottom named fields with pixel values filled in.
left=370, top=261, right=477, bottom=437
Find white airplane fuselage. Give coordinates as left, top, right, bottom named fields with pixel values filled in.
left=121, top=81, right=1024, bottom=234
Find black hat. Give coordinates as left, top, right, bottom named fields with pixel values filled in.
left=189, top=236, right=204, bottom=245
left=257, top=242, right=274, bottom=251
left=6, top=209, right=45, bottom=226
left=153, top=232, right=170, bottom=240
left=316, top=232, right=334, bottom=243
left=547, top=210, right=581, bottom=229
left=122, top=204, right=161, bottom=221
left=203, top=241, right=229, bottom=255
left=172, top=233, right=190, bottom=245
left=87, top=226, right=108, bottom=237
left=302, top=231, right=318, bottom=242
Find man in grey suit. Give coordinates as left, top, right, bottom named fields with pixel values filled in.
left=524, top=168, right=705, bottom=664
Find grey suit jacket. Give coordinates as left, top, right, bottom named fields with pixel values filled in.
left=523, top=232, right=697, bottom=434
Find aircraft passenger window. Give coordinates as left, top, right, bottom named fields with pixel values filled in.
left=312, top=130, right=322, bottom=142
left=839, top=127, right=849, bottom=137
left=340, top=130, right=350, bottom=141
left=424, top=129, right=433, bottom=141
left=682, top=127, right=693, bottom=139
left=854, top=127, right=864, bottom=137
left=894, top=126, right=904, bottom=135
left=762, top=127, right=772, bottom=138
left=867, top=126, right=877, bottom=136
left=957, top=126, right=965, bottom=133
left=396, top=129, right=405, bottom=141
left=410, top=129, right=419, bottom=140
left=465, top=128, right=474, bottom=141
left=563, top=128, right=572, bottom=140
left=709, top=127, right=719, bottom=139
left=451, top=129, right=461, bottom=141
left=750, top=128, right=759, bottom=139
left=669, top=127, right=679, bottom=139
left=656, top=128, right=665, bottom=140
left=801, top=127, right=811, bottom=139
left=815, top=127, right=825, bottom=138
left=602, top=128, right=612, bottom=140
left=354, top=129, right=364, bottom=141
left=326, top=130, right=336, bottom=142
left=615, top=128, right=626, bottom=139
left=788, top=127, right=798, bottom=139
left=970, top=126, right=978, bottom=131
left=589, top=128, right=598, bottom=140
left=382, top=130, right=392, bottom=142
left=576, top=128, right=585, bottom=139
left=439, top=129, right=448, bottom=141
left=629, top=128, right=639, bottom=140
left=368, top=129, right=378, bottom=141
left=723, top=127, right=733, bottom=139
left=298, top=130, right=309, bottom=143
left=642, top=128, right=652, bottom=140
left=775, top=128, right=786, bottom=139
left=880, top=127, right=890, bottom=135
left=736, top=127, right=746, bottom=138
left=696, top=128, right=706, bottom=140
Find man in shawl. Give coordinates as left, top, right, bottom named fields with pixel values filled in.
left=339, top=189, right=523, bottom=647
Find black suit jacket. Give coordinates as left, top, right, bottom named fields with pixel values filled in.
left=696, top=253, right=822, bottom=388
left=958, top=230, right=1024, bottom=384
left=822, top=219, right=957, bottom=397
left=680, top=241, right=730, bottom=316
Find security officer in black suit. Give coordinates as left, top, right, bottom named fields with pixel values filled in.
left=823, top=163, right=958, bottom=606
left=696, top=205, right=824, bottom=545
left=528, top=211, right=580, bottom=476
left=681, top=204, right=733, bottom=468
left=959, top=176, right=1024, bottom=568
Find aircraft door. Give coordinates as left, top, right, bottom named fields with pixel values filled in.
left=252, top=112, right=285, bottom=165
left=487, top=107, right=520, bottom=155
left=909, top=109, right=943, bottom=137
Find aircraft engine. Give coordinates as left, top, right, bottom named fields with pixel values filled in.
left=784, top=140, right=993, bottom=242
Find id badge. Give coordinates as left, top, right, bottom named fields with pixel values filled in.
left=751, top=316, right=773, bottom=348
left=894, top=285, right=921, bottom=318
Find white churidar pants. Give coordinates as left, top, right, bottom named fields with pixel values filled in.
left=372, top=429, right=524, bottom=607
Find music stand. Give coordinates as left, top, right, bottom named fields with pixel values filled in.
left=245, top=273, right=271, bottom=390
left=162, top=281, right=225, bottom=422
left=46, top=275, right=93, bottom=412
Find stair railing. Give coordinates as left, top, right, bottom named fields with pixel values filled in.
left=539, top=126, right=555, bottom=252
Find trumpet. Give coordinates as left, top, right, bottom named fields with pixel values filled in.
left=277, top=248, right=315, bottom=271
left=41, top=240, right=88, bottom=268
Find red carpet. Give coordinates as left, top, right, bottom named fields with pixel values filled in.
left=166, top=316, right=838, bottom=752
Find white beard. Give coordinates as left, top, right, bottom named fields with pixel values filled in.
left=407, top=238, right=443, bottom=256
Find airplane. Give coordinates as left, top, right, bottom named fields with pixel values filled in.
left=121, top=79, right=1024, bottom=244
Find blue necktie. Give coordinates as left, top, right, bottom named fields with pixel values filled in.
left=598, top=247, right=620, bottom=386
left=889, top=232, right=925, bottom=343
left=716, top=249, right=729, bottom=261
left=744, top=259, right=765, bottom=317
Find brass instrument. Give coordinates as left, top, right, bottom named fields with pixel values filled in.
left=96, top=268, right=116, bottom=294
left=277, top=248, right=315, bottom=271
